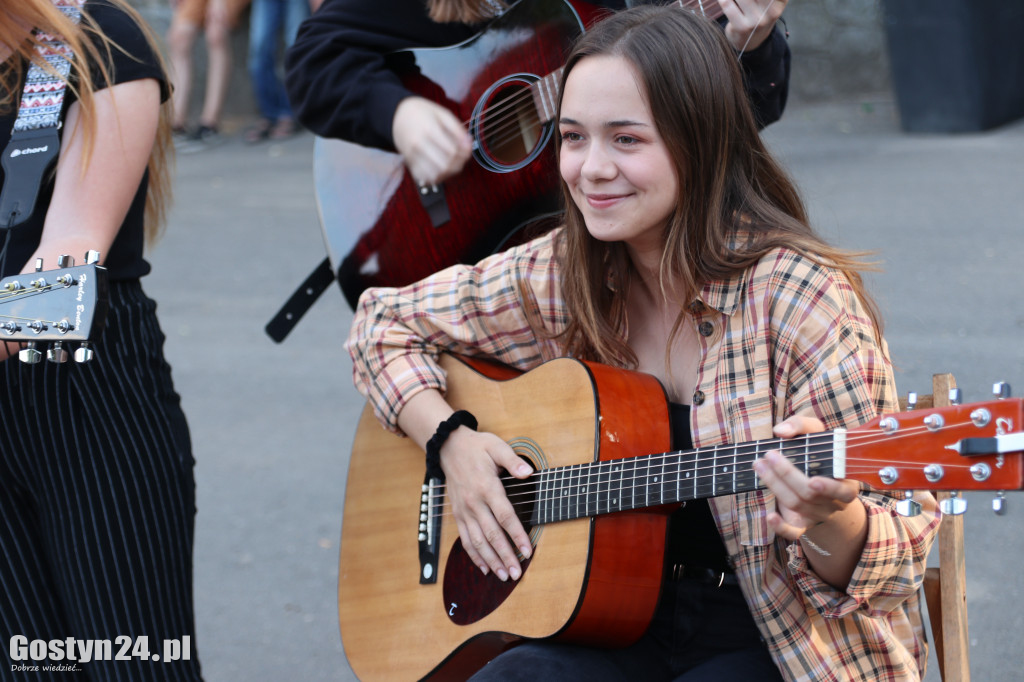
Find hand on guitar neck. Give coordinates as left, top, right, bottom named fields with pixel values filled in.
left=392, top=96, right=474, bottom=186
left=755, top=413, right=869, bottom=590
left=715, top=0, right=788, bottom=55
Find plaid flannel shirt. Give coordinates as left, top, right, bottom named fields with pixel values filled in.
left=347, top=228, right=940, bottom=681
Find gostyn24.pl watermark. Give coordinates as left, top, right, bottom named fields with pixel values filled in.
left=10, top=635, right=191, bottom=670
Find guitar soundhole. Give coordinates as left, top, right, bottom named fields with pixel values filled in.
left=442, top=461, right=538, bottom=625
left=473, top=75, right=551, bottom=173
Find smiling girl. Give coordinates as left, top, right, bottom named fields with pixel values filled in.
left=346, top=6, right=938, bottom=680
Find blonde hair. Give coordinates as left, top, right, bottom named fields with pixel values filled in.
left=0, top=0, right=172, bottom=244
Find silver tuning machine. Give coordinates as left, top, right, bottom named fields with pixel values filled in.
left=18, top=342, right=42, bottom=364
left=47, top=341, right=69, bottom=364
left=74, top=342, right=95, bottom=363
left=939, top=491, right=967, bottom=516
left=895, top=491, right=921, bottom=517
left=993, top=382, right=1012, bottom=399
left=993, top=491, right=1007, bottom=515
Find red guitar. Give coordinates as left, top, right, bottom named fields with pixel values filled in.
left=313, top=0, right=726, bottom=308
left=339, top=354, right=1023, bottom=680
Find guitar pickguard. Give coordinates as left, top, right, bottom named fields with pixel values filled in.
left=442, top=437, right=545, bottom=624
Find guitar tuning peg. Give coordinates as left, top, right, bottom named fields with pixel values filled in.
left=895, top=491, right=921, bottom=517
left=19, top=342, right=42, bottom=364
left=74, top=342, right=95, bottom=363
left=47, top=341, right=69, bottom=364
left=993, top=382, right=1012, bottom=399
left=993, top=491, right=1007, bottom=515
left=34, top=257, right=43, bottom=272
left=84, top=250, right=100, bottom=265
left=939, top=491, right=968, bottom=516
left=57, top=254, right=74, bottom=268
left=947, top=388, right=963, bottom=406
left=906, top=392, right=918, bottom=411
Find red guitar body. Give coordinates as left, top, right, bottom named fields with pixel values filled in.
left=314, top=0, right=606, bottom=307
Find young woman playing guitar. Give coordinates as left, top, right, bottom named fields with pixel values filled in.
left=346, top=6, right=938, bottom=680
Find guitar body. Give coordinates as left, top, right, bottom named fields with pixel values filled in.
left=339, top=355, right=672, bottom=680
left=314, top=0, right=605, bottom=308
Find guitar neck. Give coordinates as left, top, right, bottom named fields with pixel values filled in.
left=530, top=431, right=841, bottom=524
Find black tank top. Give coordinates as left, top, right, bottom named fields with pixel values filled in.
left=665, top=402, right=732, bottom=573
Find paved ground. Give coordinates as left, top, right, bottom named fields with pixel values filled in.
left=149, top=96, right=1024, bottom=681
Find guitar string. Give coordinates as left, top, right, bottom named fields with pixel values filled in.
left=0, top=283, right=72, bottom=326
left=448, top=0, right=735, bottom=160
left=423, top=416, right=1009, bottom=516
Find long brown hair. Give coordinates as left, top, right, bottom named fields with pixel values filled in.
left=553, top=6, right=882, bottom=367
left=0, top=0, right=172, bottom=244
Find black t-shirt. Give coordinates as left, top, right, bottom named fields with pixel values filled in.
left=0, top=0, right=168, bottom=280
left=667, top=401, right=732, bottom=573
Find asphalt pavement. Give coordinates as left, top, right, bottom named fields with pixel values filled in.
left=148, top=97, right=1024, bottom=681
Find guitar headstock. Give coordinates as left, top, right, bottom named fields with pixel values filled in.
left=846, top=393, right=1024, bottom=497
left=0, top=254, right=108, bottom=363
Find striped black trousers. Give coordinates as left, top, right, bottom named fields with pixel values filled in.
left=1, top=281, right=203, bottom=681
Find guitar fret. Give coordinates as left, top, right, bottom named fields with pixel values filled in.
left=716, top=443, right=736, bottom=496
left=733, top=440, right=759, bottom=493
left=807, top=435, right=834, bottom=479
left=557, top=465, right=568, bottom=522
left=538, top=469, right=549, bottom=525
left=804, top=435, right=810, bottom=476
left=572, top=462, right=585, bottom=519
left=596, top=461, right=608, bottom=515
left=564, top=465, right=573, bottom=522
left=531, top=70, right=562, bottom=123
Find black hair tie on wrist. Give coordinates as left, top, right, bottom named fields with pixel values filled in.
left=425, top=410, right=478, bottom=482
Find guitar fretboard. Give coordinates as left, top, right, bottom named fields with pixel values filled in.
left=531, top=432, right=837, bottom=525
left=530, top=69, right=562, bottom=123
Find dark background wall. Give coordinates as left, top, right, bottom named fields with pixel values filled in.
left=132, top=0, right=893, bottom=129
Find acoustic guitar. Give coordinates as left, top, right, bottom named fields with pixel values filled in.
left=313, top=0, right=726, bottom=308
left=339, top=354, right=1023, bottom=680
left=0, top=255, right=107, bottom=362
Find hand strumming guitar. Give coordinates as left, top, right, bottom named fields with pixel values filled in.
left=392, top=96, right=473, bottom=186
left=398, top=387, right=534, bottom=582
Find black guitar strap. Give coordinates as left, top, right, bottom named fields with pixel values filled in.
left=264, top=256, right=336, bottom=343
left=0, top=0, right=84, bottom=230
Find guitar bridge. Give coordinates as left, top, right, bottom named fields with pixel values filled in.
left=418, top=476, right=444, bottom=584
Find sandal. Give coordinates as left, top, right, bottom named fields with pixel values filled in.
left=269, top=117, right=298, bottom=140
left=244, top=118, right=274, bottom=144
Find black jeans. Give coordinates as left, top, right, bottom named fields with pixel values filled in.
left=470, top=578, right=783, bottom=681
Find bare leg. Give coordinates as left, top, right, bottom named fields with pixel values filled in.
left=199, top=9, right=234, bottom=129
left=166, top=18, right=200, bottom=130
